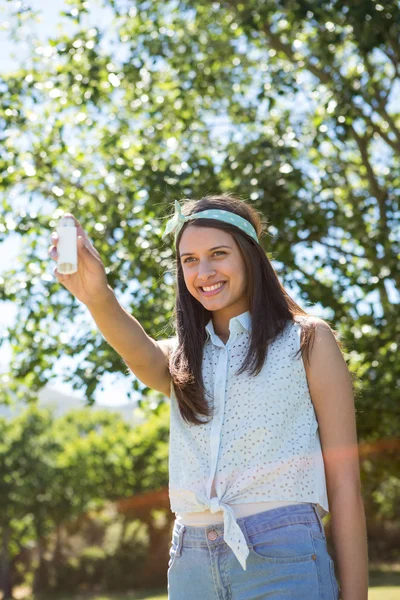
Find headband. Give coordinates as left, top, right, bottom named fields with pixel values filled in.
left=162, top=200, right=259, bottom=246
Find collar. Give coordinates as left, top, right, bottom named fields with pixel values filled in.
left=205, top=310, right=251, bottom=343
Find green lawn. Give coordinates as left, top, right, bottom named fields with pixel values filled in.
left=10, top=591, right=168, bottom=600
left=8, top=566, right=400, bottom=600
left=76, top=593, right=168, bottom=600
left=368, top=567, right=400, bottom=600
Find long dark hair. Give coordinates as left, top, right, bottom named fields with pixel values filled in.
left=167, top=193, right=342, bottom=426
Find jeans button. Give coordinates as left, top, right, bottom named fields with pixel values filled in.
left=207, top=530, right=218, bottom=541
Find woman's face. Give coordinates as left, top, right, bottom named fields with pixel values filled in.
left=178, top=225, right=249, bottom=317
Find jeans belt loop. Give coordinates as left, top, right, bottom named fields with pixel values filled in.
left=176, top=525, right=185, bottom=557
left=312, top=503, right=324, bottom=534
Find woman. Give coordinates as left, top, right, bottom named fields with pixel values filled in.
left=49, top=194, right=368, bottom=599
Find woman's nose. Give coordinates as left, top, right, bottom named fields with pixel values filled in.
left=197, top=267, right=216, bottom=280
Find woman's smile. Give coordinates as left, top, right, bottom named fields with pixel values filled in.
left=198, top=281, right=227, bottom=297
left=179, top=225, right=249, bottom=324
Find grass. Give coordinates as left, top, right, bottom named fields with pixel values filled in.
left=367, top=565, right=400, bottom=600
left=65, top=593, right=168, bottom=600
left=10, top=590, right=168, bottom=600
left=7, top=564, right=400, bottom=600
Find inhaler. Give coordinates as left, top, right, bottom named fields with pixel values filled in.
left=57, top=216, right=78, bottom=275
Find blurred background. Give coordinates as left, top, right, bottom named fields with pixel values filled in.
left=0, top=0, right=399, bottom=598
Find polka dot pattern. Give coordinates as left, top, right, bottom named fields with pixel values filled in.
left=168, top=312, right=330, bottom=570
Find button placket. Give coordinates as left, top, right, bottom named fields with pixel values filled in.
left=206, top=343, right=229, bottom=500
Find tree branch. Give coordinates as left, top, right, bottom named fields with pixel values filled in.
left=349, top=125, right=388, bottom=231
left=361, top=52, right=400, bottom=146
left=316, top=240, right=367, bottom=261
left=240, top=10, right=400, bottom=156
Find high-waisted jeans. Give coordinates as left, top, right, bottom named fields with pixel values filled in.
left=167, top=502, right=340, bottom=600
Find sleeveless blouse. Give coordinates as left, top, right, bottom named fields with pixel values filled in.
left=168, top=312, right=329, bottom=570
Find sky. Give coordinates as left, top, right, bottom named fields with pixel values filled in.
left=1, top=1, right=397, bottom=406
left=0, top=0, right=140, bottom=406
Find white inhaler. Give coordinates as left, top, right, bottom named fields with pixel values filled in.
left=57, top=216, right=78, bottom=275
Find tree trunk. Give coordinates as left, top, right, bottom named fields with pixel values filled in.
left=0, top=525, right=14, bottom=600
left=52, top=523, right=63, bottom=565
left=32, top=526, right=48, bottom=593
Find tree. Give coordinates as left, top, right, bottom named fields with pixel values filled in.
left=0, top=0, right=399, bottom=520
left=0, top=399, right=169, bottom=596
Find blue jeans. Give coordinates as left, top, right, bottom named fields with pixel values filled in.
left=168, top=503, right=340, bottom=599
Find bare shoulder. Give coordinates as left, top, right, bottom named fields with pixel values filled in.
left=305, top=315, right=333, bottom=331
left=298, top=316, right=361, bottom=495
left=295, top=314, right=332, bottom=331
left=296, top=315, right=337, bottom=348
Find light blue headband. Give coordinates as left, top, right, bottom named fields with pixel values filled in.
left=162, top=200, right=259, bottom=246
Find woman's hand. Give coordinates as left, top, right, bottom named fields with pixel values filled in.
left=48, top=213, right=110, bottom=307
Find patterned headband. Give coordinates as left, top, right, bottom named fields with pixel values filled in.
left=162, top=200, right=259, bottom=246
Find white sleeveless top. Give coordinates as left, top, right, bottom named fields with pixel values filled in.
left=168, top=312, right=329, bottom=571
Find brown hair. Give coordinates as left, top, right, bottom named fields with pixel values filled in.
left=166, top=193, right=344, bottom=426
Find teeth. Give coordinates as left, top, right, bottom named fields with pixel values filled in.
left=202, top=282, right=225, bottom=292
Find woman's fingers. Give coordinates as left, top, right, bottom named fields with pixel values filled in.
left=49, top=215, right=94, bottom=249
left=49, top=244, right=58, bottom=259
left=50, top=214, right=90, bottom=244
left=62, top=213, right=90, bottom=243
left=53, top=265, right=64, bottom=280
left=49, top=216, right=103, bottom=270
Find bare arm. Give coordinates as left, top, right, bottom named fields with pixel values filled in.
left=86, top=286, right=172, bottom=397
left=304, top=319, right=368, bottom=599
left=49, top=215, right=172, bottom=397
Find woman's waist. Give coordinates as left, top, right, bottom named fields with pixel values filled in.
left=175, top=500, right=306, bottom=526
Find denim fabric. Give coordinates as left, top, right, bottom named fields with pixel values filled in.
left=169, top=314, right=330, bottom=572
left=168, top=503, right=340, bottom=600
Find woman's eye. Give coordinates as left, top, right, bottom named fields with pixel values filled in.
left=183, top=251, right=225, bottom=264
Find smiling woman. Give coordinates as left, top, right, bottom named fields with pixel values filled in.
left=164, top=193, right=332, bottom=427
left=160, top=193, right=367, bottom=600
left=179, top=228, right=248, bottom=326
